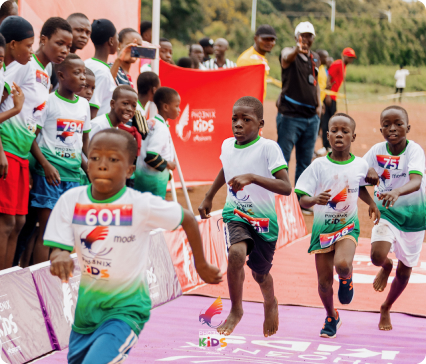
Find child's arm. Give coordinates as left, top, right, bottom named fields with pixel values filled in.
left=30, top=140, right=61, bottom=186
left=181, top=208, right=223, bottom=284
left=299, top=189, right=331, bottom=209
left=50, top=248, right=74, bottom=283
left=365, top=167, right=379, bottom=186
left=378, top=174, right=422, bottom=209
left=166, top=160, right=176, bottom=170
left=228, top=168, right=292, bottom=196
left=359, top=186, right=380, bottom=224
left=0, top=83, right=25, bottom=124
left=0, top=139, right=7, bottom=179
left=198, top=168, right=226, bottom=219
left=82, top=132, right=89, bottom=158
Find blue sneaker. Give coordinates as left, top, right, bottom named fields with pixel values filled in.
left=338, top=275, right=354, bottom=305
left=320, top=310, right=342, bottom=338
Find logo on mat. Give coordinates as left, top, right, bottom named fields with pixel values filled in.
left=327, top=187, right=349, bottom=212
left=199, top=297, right=224, bottom=329
left=80, top=226, right=112, bottom=256
left=175, top=104, right=216, bottom=142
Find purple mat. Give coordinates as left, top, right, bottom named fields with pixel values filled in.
left=36, top=296, right=426, bottom=364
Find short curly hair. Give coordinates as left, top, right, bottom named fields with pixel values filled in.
left=40, top=17, right=72, bottom=39
left=233, top=96, right=263, bottom=119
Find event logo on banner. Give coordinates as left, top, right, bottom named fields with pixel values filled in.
left=159, top=60, right=265, bottom=181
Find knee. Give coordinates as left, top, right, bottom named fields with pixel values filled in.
left=335, top=259, right=352, bottom=277
left=228, top=246, right=246, bottom=269
left=371, top=250, right=387, bottom=266
left=0, top=215, right=16, bottom=236
left=13, top=216, right=26, bottom=234
left=318, top=276, right=333, bottom=293
left=252, top=271, right=268, bottom=284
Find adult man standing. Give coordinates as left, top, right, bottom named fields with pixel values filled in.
left=67, top=13, right=92, bottom=54
left=199, top=37, right=214, bottom=62
left=276, top=22, right=320, bottom=213
left=203, top=38, right=236, bottom=69
left=237, top=25, right=276, bottom=100
left=189, top=44, right=206, bottom=69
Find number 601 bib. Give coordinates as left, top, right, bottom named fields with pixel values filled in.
left=319, top=222, right=355, bottom=249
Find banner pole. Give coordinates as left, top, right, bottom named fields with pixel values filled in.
left=171, top=140, right=193, bottom=213
left=169, top=171, right=178, bottom=203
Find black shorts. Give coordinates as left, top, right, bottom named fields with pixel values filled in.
left=395, top=87, right=404, bottom=94
left=224, top=220, right=277, bottom=275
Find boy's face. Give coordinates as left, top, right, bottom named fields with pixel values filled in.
left=327, top=116, right=356, bottom=152
left=59, top=58, right=86, bottom=93
left=111, top=90, right=138, bottom=123
left=88, top=134, right=135, bottom=196
left=0, top=47, right=5, bottom=68
left=68, top=16, right=92, bottom=51
left=41, top=29, right=73, bottom=64
left=77, top=74, right=95, bottom=101
left=12, top=37, right=34, bottom=65
left=380, top=109, right=410, bottom=145
left=163, top=94, right=181, bottom=120
left=232, top=105, right=264, bottom=144
left=159, top=41, right=173, bottom=64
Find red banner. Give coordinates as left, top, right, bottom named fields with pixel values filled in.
left=159, top=60, right=265, bottom=181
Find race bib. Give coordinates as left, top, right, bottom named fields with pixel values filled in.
left=319, top=222, right=355, bottom=249
left=233, top=209, right=269, bottom=233
left=376, top=155, right=403, bottom=170
left=56, top=119, right=84, bottom=147
left=73, top=203, right=133, bottom=226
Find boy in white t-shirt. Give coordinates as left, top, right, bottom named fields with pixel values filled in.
left=394, top=65, right=410, bottom=103
left=77, top=67, right=96, bottom=104
left=363, top=105, right=426, bottom=331
left=84, top=19, right=118, bottom=119
left=135, top=71, right=160, bottom=117
left=199, top=96, right=292, bottom=338
left=30, top=54, right=91, bottom=264
left=134, top=87, right=177, bottom=198
left=295, top=113, right=379, bottom=338
left=44, top=128, right=222, bottom=363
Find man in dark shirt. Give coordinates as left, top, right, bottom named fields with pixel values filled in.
left=277, top=21, right=321, bottom=214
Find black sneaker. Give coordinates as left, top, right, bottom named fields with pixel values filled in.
left=320, top=310, right=342, bottom=338
left=338, top=274, right=354, bottom=305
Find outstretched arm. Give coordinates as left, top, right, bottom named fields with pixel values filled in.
left=298, top=189, right=331, bottom=209
left=198, top=168, right=226, bottom=219
left=359, top=186, right=380, bottom=224
left=378, top=173, right=422, bottom=209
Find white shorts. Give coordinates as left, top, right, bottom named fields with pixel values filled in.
left=371, top=219, right=425, bottom=268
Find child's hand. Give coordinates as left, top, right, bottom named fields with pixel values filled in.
left=378, top=190, right=400, bottom=209
left=198, top=197, right=213, bottom=219
left=369, top=203, right=380, bottom=224
left=195, top=261, right=223, bottom=284
left=44, top=163, right=61, bottom=186
left=365, top=167, right=379, bottom=186
left=228, top=174, right=254, bottom=192
left=167, top=161, right=176, bottom=171
left=11, top=83, right=25, bottom=112
left=314, top=189, right=331, bottom=205
left=0, top=150, right=7, bottom=180
left=50, top=250, right=74, bottom=283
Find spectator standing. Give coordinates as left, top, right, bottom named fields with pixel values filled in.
left=139, top=21, right=152, bottom=72
left=276, top=22, right=321, bottom=214
left=394, top=65, right=411, bottom=103
left=67, top=13, right=92, bottom=54
left=316, top=49, right=330, bottom=156
left=141, top=38, right=173, bottom=73
left=199, top=37, right=214, bottom=62
left=189, top=44, right=206, bottom=70
left=237, top=25, right=276, bottom=100
left=203, top=38, right=236, bottom=69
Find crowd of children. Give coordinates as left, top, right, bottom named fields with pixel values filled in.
left=0, top=1, right=424, bottom=362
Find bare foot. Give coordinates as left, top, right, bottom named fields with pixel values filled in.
left=373, top=259, right=393, bottom=292
left=263, top=297, right=279, bottom=337
left=379, top=304, right=392, bottom=331
left=217, top=308, right=243, bottom=336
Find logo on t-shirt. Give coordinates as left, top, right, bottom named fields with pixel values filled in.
left=377, top=155, right=400, bottom=170
left=327, top=188, right=349, bottom=212
left=234, top=209, right=269, bottom=233
left=380, top=169, right=391, bottom=185
left=36, top=70, right=49, bottom=89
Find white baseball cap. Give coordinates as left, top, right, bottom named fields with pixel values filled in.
left=294, top=22, right=316, bottom=37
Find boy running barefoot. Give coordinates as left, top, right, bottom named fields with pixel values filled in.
left=44, top=129, right=222, bottom=363
left=295, top=113, right=380, bottom=339
left=199, top=96, right=292, bottom=337
left=363, top=106, right=426, bottom=331
left=31, top=54, right=90, bottom=264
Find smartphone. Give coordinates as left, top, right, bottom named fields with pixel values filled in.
left=131, top=46, right=157, bottom=59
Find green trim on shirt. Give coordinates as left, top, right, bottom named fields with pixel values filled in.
left=55, top=90, right=79, bottom=104
left=138, top=100, right=145, bottom=111
left=409, top=170, right=423, bottom=176
left=271, top=165, right=288, bottom=175
left=294, top=188, right=311, bottom=197
left=234, top=135, right=260, bottom=149
left=33, top=54, right=45, bottom=70
left=173, top=206, right=184, bottom=231
left=386, top=140, right=409, bottom=156
left=4, top=82, right=10, bottom=94
left=2, top=63, right=5, bottom=71
left=87, top=184, right=127, bottom=203
left=89, top=103, right=100, bottom=109
left=43, top=240, right=74, bottom=252
left=326, top=152, right=355, bottom=165
left=83, top=129, right=91, bottom=134
left=154, top=115, right=166, bottom=124
left=92, top=58, right=111, bottom=69
left=36, top=125, right=42, bottom=130
left=106, top=113, right=113, bottom=127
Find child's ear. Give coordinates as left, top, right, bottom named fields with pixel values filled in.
left=407, top=124, right=411, bottom=134
left=352, top=132, right=356, bottom=142
left=126, top=164, right=136, bottom=179
left=40, top=35, right=47, bottom=46
left=110, top=99, right=115, bottom=110
left=259, top=119, right=265, bottom=129
left=57, top=70, right=65, bottom=81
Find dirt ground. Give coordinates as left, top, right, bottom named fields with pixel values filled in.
left=167, top=101, right=426, bottom=239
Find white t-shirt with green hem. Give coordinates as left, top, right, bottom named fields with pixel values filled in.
left=221, top=136, right=287, bottom=242
left=35, top=91, right=91, bottom=182
left=43, top=185, right=183, bottom=335
left=295, top=153, right=368, bottom=253
left=89, top=113, right=115, bottom=140
left=84, top=58, right=116, bottom=116
left=362, top=140, right=426, bottom=232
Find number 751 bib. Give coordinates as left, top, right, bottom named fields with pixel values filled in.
left=319, top=222, right=355, bottom=249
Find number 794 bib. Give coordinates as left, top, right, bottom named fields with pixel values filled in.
left=319, top=222, right=355, bottom=249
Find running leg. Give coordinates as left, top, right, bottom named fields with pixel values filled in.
left=371, top=241, right=393, bottom=292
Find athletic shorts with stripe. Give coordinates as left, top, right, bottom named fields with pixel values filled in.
left=224, top=220, right=276, bottom=275
left=67, top=319, right=139, bottom=364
